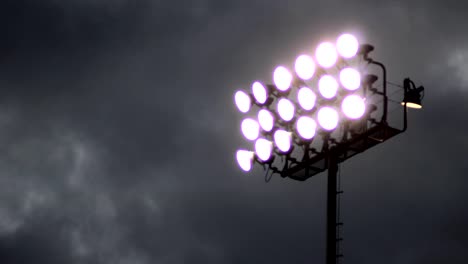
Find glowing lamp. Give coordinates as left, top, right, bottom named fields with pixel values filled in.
left=336, top=34, right=359, bottom=58
left=255, top=138, right=273, bottom=162
left=316, top=42, right=338, bottom=68
left=241, top=118, right=260, bottom=141
left=342, top=95, right=366, bottom=119
left=317, top=107, right=339, bottom=131
left=236, top=150, right=254, bottom=172
left=298, top=87, right=317, bottom=111
left=235, top=91, right=251, bottom=113
left=258, top=109, right=274, bottom=132
left=273, top=66, right=292, bottom=92
left=296, top=116, right=317, bottom=140
left=295, top=55, right=316, bottom=80
left=319, top=75, right=338, bottom=99
left=274, top=130, right=292, bottom=153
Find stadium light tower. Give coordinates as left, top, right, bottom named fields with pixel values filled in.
left=233, top=32, right=425, bottom=264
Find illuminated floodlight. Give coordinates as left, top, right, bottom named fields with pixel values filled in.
left=317, top=107, right=339, bottom=131
left=236, top=150, right=254, bottom=172
left=273, top=66, right=293, bottom=91
left=296, top=116, right=317, bottom=140
left=255, top=138, right=273, bottom=162
left=342, top=95, right=366, bottom=119
left=241, top=118, right=260, bottom=141
left=298, top=87, right=317, bottom=111
left=402, top=102, right=422, bottom=109
left=274, top=130, right=292, bottom=153
left=401, top=83, right=424, bottom=109
left=258, top=109, right=274, bottom=132
left=252, top=81, right=268, bottom=105
left=277, top=98, right=295, bottom=122
left=315, top=42, right=338, bottom=68
left=235, top=91, right=251, bottom=113
left=295, top=55, right=316, bottom=80
left=336, top=33, right=359, bottom=59
left=319, top=75, right=338, bottom=99
left=340, top=68, right=361, bottom=91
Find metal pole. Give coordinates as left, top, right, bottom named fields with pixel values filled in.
left=326, top=153, right=338, bottom=264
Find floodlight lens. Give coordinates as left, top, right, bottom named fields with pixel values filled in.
left=236, top=150, right=254, bottom=172
left=342, top=95, right=366, bottom=119
left=235, top=91, right=251, bottom=113
left=319, top=75, right=338, bottom=99
left=336, top=34, right=359, bottom=59
left=255, top=138, right=273, bottom=162
left=258, top=109, right=274, bottom=132
left=252, top=81, right=268, bottom=104
left=340, top=68, right=361, bottom=91
left=277, top=98, right=295, bottom=122
left=317, top=107, right=339, bottom=131
left=315, top=42, right=338, bottom=68
left=241, top=118, right=260, bottom=141
left=273, top=66, right=292, bottom=91
left=296, top=116, right=317, bottom=140
left=298, top=87, right=317, bottom=111
left=274, top=130, right=292, bottom=153
left=295, top=55, right=316, bottom=80
left=402, top=102, right=423, bottom=109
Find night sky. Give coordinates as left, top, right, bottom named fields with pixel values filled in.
left=0, top=1, right=467, bottom=263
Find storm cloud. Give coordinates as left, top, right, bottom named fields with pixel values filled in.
left=0, top=1, right=466, bottom=264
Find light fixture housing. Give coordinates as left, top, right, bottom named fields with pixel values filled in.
left=402, top=78, right=424, bottom=109
left=358, top=44, right=374, bottom=59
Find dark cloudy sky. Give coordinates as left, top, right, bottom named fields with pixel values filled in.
left=0, top=0, right=467, bottom=263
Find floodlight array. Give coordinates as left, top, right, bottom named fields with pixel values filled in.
left=235, top=33, right=373, bottom=173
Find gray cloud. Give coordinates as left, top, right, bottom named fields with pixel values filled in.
left=0, top=1, right=466, bottom=264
